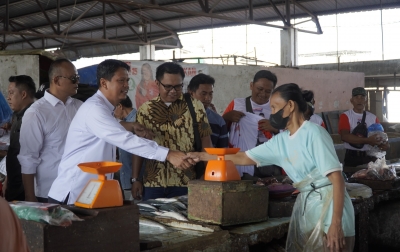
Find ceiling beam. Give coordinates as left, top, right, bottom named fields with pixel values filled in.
left=108, top=3, right=144, bottom=42
left=60, top=1, right=99, bottom=36
left=34, top=0, right=57, bottom=34
left=98, top=0, right=288, bottom=29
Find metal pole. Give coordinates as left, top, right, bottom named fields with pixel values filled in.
left=380, top=0, right=384, bottom=60
left=103, top=2, right=106, bottom=39
left=249, top=0, right=253, bottom=20
left=57, top=0, right=60, bottom=34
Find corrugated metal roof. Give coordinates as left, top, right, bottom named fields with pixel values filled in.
left=0, top=0, right=398, bottom=59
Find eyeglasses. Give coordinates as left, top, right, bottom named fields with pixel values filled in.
left=158, top=80, right=183, bottom=92
left=57, top=75, right=80, bottom=84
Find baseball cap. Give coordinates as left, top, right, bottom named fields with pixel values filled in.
left=352, top=87, right=367, bottom=97
left=35, top=82, right=49, bottom=99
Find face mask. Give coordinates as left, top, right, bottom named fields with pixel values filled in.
left=269, top=103, right=290, bottom=129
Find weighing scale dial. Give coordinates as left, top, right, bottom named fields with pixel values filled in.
left=76, top=181, right=102, bottom=205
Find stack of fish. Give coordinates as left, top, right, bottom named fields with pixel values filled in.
left=137, top=195, right=188, bottom=221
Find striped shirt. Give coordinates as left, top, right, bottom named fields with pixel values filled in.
left=206, top=108, right=229, bottom=148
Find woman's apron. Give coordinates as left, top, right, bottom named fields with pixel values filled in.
left=286, top=169, right=333, bottom=252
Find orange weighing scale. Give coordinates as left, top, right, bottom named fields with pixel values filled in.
left=75, top=161, right=123, bottom=209
left=203, top=148, right=241, bottom=181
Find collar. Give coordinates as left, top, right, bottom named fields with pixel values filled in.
left=124, top=108, right=137, bottom=122
left=15, top=103, right=33, bottom=118
left=44, top=90, right=72, bottom=107
left=155, top=94, right=184, bottom=103
left=97, top=90, right=115, bottom=112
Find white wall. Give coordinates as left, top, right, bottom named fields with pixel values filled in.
left=0, top=55, right=40, bottom=97
left=208, top=65, right=364, bottom=114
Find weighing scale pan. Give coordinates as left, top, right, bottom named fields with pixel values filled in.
left=204, top=148, right=240, bottom=155
left=78, top=161, right=122, bottom=174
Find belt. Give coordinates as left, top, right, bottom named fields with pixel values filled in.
left=346, top=149, right=367, bottom=157
left=303, top=182, right=332, bottom=216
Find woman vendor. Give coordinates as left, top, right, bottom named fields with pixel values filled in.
left=189, top=83, right=355, bottom=252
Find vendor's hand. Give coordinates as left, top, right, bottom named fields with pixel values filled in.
left=186, top=152, right=216, bottom=162
left=326, top=223, right=345, bottom=252
left=131, top=181, right=143, bottom=200
left=258, top=119, right=277, bottom=133
left=223, top=110, right=245, bottom=123
left=366, top=134, right=383, bottom=146
left=167, top=150, right=196, bottom=170
left=132, top=122, right=155, bottom=140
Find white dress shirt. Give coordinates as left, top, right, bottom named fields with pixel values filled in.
left=48, top=90, right=169, bottom=204
left=18, top=91, right=83, bottom=198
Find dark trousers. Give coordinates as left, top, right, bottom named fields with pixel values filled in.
left=48, top=194, right=70, bottom=205
left=142, top=186, right=188, bottom=201
left=344, top=149, right=377, bottom=167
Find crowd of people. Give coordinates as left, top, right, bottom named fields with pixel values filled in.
left=0, top=58, right=390, bottom=251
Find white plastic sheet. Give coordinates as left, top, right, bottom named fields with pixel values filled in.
left=286, top=169, right=333, bottom=252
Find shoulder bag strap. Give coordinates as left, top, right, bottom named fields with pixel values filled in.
left=245, top=96, right=254, bottom=113
left=183, top=93, right=202, bottom=151
left=361, top=111, right=367, bottom=125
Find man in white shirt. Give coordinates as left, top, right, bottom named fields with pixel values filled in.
left=18, top=59, right=83, bottom=202
left=339, top=87, right=389, bottom=167
left=48, top=59, right=194, bottom=205
left=222, top=70, right=281, bottom=180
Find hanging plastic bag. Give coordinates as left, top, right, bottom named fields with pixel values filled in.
left=10, top=201, right=83, bottom=227
left=0, top=92, right=12, bottom=125
left=367, top=123, right=388, bottom=159
left=286, top=169, right=333, bottom=252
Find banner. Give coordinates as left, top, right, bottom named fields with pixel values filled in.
left=123, top=61, right=209, bottom=109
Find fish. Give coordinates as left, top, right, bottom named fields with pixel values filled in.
left=142, top=199, right=167, bottom=207
left=155, top=198, right=178, bottom=203
left=159, top=204, right=180, bottom=213
left=139, top=217, right=170, bottom=230
left=137, top=203, right=158, bottom=212
left=158, top=211, right=188, bottom=221
left=170, top=201, right=187, bottom=210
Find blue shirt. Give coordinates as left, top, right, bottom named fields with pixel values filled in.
left=246, top=121, right=355, bottom=236
left=118, top=109, right=137, bottom=190
left=206, top=108, right=229, bottom=148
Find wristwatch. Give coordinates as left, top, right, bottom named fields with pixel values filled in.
left=130, top=177, right=138, bottom=184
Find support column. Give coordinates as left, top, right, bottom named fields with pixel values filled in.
left=280, top=28, right=298, bottom=67
left=139, top=45, right=155, bottom=60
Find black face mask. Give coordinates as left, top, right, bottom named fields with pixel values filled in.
left=269, top=103, right=290, bottom=130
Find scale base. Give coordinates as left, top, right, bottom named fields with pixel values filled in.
left=204, top=160, right=241, bottom=181
left=75, top=179, right=123, bottom=209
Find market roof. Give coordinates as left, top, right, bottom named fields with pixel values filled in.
left=0, top=0, right=399, bottom=60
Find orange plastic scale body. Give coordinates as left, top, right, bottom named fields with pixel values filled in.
left=74, top=161, right=123, bottom=209
left=204, top=148, right=241, bottom=181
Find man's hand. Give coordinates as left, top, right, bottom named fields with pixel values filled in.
left=1, top=122, right=11, bottom=133
left=366, top=134, right=385, bottom=146
left=258, top=119, right=278, bottom=133
left=131, top=181, right=143, bottom=200
left=223, top=110, right=245, bottom=123
left=132, top=122, right=155, bottom=140
left=166, top=150, right=196, bottom=169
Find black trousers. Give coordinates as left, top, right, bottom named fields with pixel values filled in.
left=343, top=149, right=377, bottom=167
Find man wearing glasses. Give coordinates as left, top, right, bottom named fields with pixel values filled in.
left=18, top=59, right=83, bottom=202
left=132, top=62, right=213, bottom=200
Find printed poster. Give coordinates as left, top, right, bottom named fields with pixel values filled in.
left=123, top=61, right=209, bottom=109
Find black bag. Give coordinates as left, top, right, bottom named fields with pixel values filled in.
left=349, top=111, right=368, bottom=149
left=183, top=93, right=206, bottom=179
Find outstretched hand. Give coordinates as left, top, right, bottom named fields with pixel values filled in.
left=167, top=150, right=197, bottom=169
